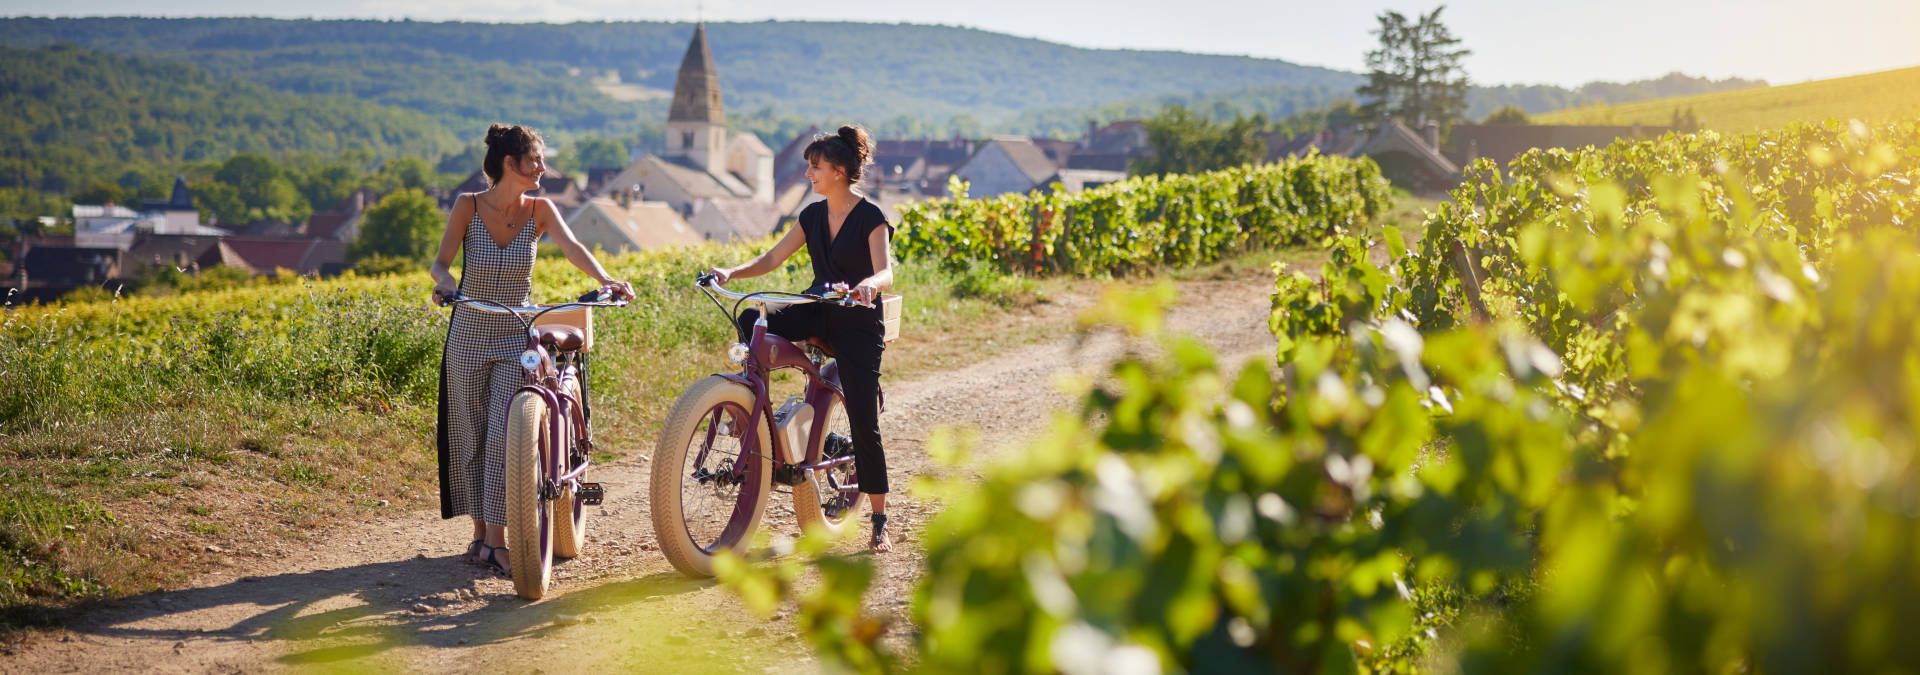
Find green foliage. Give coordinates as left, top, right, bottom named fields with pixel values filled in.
left=1359, top=7, right=1472, bottom=129
left=948, top=260, right=1042, bottom=307
left=0, top=187, right=69, bottom=232
left=213, top=153, right=310, bottom=225
left=716, top=532, right=895, bottom=674
left=0, top=18, right=1363, bottom=139
left=368, top=157, right=441, bottom=193
left=1267, top=117, right=1920, bottom=671
left=722, top=286, right=1572, bottom=673
left=351, top=254, right=422, bottom=277
left=137, top=264, right=266, bottom=295
left=0, top=44, right=458, bottom=195
left=565, top=136, right=631, bottom=172
left=1131, top=106, right=1269, bottom=177
left=292, top=162, right=361, bottom=211
left=69, top=179, right=125, bottom=206
left=349, top=189, right=441, bottom=262
left=1479, top=105, right=1529, bottom=125
left=749, top=117, right=1920, bottom=674
left=897, top=153, right=1392, bottom=275
left=3, top=18, right=1764, bottom=147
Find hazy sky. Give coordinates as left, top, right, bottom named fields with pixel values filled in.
left=6, top=0, right=1917, bottom=87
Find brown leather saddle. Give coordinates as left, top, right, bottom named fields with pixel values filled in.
left=535, top=324, right=586, bottom=353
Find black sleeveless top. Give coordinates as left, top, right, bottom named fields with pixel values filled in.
left=800, top=197, right=892, bottom=295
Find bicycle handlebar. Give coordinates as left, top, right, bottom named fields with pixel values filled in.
left=695, top=272, right=870, bottom=309
left=435, top=290, right=628, bottom=332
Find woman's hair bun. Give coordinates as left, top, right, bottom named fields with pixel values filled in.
left=836, top=125, right=873, bottom=165
left=485, top=124, right=514, bottom=148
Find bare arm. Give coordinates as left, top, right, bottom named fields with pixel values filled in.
left=852, top=225, right=893, bottom=305
left=429, top=194, right=472, bottom=299
left=538, top=198, right=633, bottom=299
left=713, top=221, right=806, bottom=284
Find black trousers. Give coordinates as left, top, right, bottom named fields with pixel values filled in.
left=737, top=304, right=889, bottom=494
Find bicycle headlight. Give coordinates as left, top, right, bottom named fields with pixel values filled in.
left=727, top=342, right=750, bottom=364
left=520, top=349, right=543, bottom=371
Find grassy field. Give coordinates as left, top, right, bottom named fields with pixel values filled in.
left=1537, top=65, right=1920, bottom=131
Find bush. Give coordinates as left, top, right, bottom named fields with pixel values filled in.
left=896, top=153, right=1391, bottom=276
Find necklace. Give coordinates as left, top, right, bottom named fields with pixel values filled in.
left=479, top=193, right=527, bottom=227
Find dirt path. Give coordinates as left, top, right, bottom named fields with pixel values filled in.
left=5, top=271, right=1277, bottom=674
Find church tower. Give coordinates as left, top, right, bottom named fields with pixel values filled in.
left=665, top=23, right=729, bottom=177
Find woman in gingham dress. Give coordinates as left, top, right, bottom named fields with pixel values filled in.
left=428, top=124, right=634, bottom=576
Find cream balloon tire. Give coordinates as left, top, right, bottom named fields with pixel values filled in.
left=793, top=400, right=864, bottom=536
left=650, top=376, right=771, bottom=578
left=553, top=379, right=587, bottom=560
left=506, top=392, right=554, bottom=600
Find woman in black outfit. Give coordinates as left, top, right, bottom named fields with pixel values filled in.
left=709, top=125, right=896, bottom=552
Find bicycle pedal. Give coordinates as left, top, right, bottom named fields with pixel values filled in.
left=577, top=482, right=605, bottom=505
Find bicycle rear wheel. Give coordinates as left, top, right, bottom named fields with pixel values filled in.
left=649, top=376, right=771, bottom=578
left=506, top=392, right=555, bottom=600
left=794, top=399, right=864, bottom=535
left=553, top=378, right=587, bottom=560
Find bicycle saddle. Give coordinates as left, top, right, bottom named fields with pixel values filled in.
left=535, top=324, right=587, bottom=353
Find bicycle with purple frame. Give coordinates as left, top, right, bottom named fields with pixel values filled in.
left=436, top=287, right=628, bottom=599
left=649, top=272, right=873, bottom=577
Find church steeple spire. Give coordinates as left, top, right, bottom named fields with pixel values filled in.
left=668, top=22, right=725, bottom=125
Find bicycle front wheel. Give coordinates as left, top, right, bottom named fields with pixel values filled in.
left=649, top=376, right=771, bottom=578
left=506, top=391, right=555, bottom=600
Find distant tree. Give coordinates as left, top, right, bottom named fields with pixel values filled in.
left=1324, top=100, right=1364, bottom=129
left=569, top=136, right=630, bottom=171
left=1358, top=6, right=1472, bottom=130
left=436, top=144, right=486, bottom=176
left=190, top=180, right=247, bottom=226
left=294, top=163, right=360, bottom=212
left=1670, top=106, right=1702, bottom=132
left=350, top=188, right=441, bottom=262
left=116, top=168, right=171, bottom=203
left=374, top=157, right=439, bottom=192
left=0, top=188, right=68, bottom=236
left=1482, top=105, right=1531, bottom=125
left=215, top=153, right=308, bottom=223
left=70, top=179, right=125, bottom=206
left=1132, top=106, right=1267, bottom=176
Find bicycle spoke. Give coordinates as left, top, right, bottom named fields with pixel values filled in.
left=680, top=403, right=748, bottom=551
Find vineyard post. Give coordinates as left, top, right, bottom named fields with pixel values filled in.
left=1032, top=203, right=1051, bottom=274
left=1448, top=238, right=1491, bottom=323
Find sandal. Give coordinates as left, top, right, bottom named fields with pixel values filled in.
left=462, top=538, right=486, bottom=564
left=479, top=543, right=512, bottom=577
left=869, top=513, right=892, bottom=553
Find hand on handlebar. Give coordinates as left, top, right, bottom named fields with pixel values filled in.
left=825, top=282, right=876, bottom=308
left=704, top=267, right=732, bottom=286
left=600, top=278, right=635, bottom=302
left=851, top=280, right=881, bottom=307
left=432, top=287, right=460, bottom=307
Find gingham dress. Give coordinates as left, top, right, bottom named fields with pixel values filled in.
left=436, top=201, right=537, bottom=525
